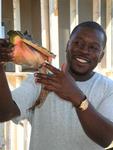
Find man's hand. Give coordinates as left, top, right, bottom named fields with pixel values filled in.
left=0, top=39, right=13, bottom=64
left=34, top=63, right=85, bottom=107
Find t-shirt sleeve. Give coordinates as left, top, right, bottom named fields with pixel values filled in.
left=11, top=74, right=41, bottom=123
left=97, top=85, right=113, bottom=123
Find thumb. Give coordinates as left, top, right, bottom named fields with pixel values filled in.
left=61, top=63, right=68, bottom=73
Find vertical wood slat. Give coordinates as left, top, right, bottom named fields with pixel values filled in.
left=23, top=120, right=31, bottom=150
left=13, top=0, right=21, bottom=30
left=40, top=0, right=50, bottom=50
left=13, top=0, right=22, bottom=73
left=93, top=0, right=101, bottom=24
left=70, top=0, right=78, bottom=32
left=49, top=0, right=59, bottom=68
left=93, top=0, right=102, bottom=71
left=4, top=122, right=12, bottom=150
left=0, top=2, right=5, bottom=148
left=11, top=123, right=18, bottom=150
left=0, top=0, right=2, bottom=26
left=0, top=123, right=5, bottom=149
left=106, top=0, right=112, bottom=69
left=0, top=0, right=5, bottom=38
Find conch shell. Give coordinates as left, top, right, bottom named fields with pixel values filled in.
left=7, top=30, right=56, bottom=109
left=7, top=30, right=55, bottom=69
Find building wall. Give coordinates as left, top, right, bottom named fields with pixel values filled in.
left=2, top=0, right=111, bottom=71
left=3, top=0, right=41, bottom=43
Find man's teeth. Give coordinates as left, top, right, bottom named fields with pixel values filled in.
left=76, top=58, right=88, bottom=63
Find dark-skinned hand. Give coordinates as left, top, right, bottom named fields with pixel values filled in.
left=0, top=39, right=13, bottom=63
left=34, top=63, right=85, bottom=107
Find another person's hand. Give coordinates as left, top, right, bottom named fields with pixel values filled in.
left=34, top=63, right=85, bottom=107
left=0, top=39, right=13, bottom=64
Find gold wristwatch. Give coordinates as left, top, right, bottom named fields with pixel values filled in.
left=78, top=97, right=89, bottom=111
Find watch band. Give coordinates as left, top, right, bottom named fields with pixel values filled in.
left=78, top=97, right=89, bottom=111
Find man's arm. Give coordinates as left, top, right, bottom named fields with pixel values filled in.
left=76, top=102, right=113, bottom=149
left=0, top=64, right=20, bottom=122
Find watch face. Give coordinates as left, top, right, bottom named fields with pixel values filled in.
left=79, top=99, right=89, bottom=111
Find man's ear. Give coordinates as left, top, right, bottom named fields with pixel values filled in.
left=99, top=51, right=104, bottom=62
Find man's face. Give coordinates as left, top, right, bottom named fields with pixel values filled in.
left=66, top=27, right=104, bottom=76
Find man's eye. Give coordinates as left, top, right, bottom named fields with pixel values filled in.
left=70, top=42, right=78, bottom=48
left=89, top=45, right=99, bottom=51
left=74, top=41, right=83, bottom=47
left=74, top=41, right=79, bottom=45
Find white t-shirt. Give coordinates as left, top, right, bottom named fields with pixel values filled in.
left=12, top=72, right=113, bottom=150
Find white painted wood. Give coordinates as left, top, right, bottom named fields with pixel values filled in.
left=0, top=1, right=5, bottom=150
left=0, top=123, right=5, bottom=149
left=13, top=0, right=22, bottom=73
left=93, top=0, right=103, bottom=71
left=93, top=0, right=101, bottom=24
left=40, top=0, right=50, bottom=50
left=70, top=0, right=78, bottom=32
left=49, top=0, right=59, bottom=68
left=0, top=0, right=5, bottom=38
left=106, top=0, right=112, bottom=69
left=13, top=0, right=21, bottom=30
left=0, top=0, right=2, bottom=26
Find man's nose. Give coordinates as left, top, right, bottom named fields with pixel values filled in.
left=79, top=44, right=89, bottom=53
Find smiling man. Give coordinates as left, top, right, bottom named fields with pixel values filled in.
left=66, top=23, right=105, bottom=81
left=0, top=21, right=113, bottom=150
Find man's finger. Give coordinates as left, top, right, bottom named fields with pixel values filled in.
left=43, top=63, right=60, bottom=74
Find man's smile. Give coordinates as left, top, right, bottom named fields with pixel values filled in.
left=73, top=56, right=91, bottom=64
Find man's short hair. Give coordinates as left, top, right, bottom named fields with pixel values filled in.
left=70, top=21, right=107, bottom=49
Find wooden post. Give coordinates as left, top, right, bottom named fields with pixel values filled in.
left=49, top=0, right=59, bottom=67
left=93, top=0, right=101, bottom=24
left=0, top=1, right=6, bottom=149
left=0, top=0, right=5, bottom=38
left=40, top=0, right=50, bottom=50
left=106, top=0, right=112, bottom=69
left=13, top=0, right=22, bottom=73
left=70, top=0, right=78, bottom=32
left=93, top=0, right=102, bottom=71
left=0, top=0, right=2, bottom=26
left=4, top=122, right=12, bottom=150
left=0, top=123, right=5, bottom=149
